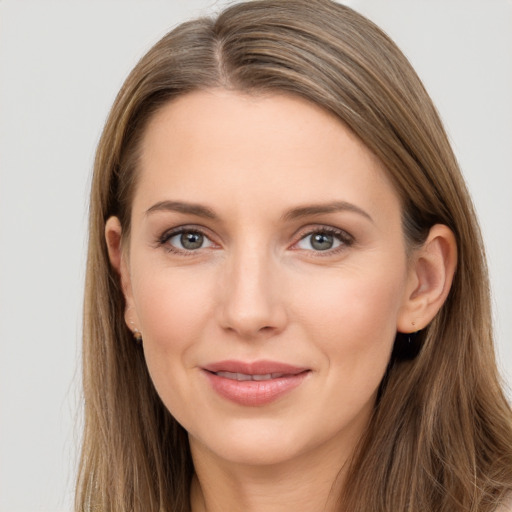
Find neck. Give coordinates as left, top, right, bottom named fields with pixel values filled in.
left=189, top=436, right=355, bottom=512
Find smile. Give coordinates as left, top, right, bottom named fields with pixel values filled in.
left=214, top=371, right=291, bottom=381
left=202, top=360, right=310, bottom=406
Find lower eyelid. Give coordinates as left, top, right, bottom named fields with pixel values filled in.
left=298, top=236, right=342, bottom=251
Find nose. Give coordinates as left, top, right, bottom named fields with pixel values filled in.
left=216, top=245, right=288, bottom=339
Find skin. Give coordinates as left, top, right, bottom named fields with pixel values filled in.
left=106, top=89, right=456, bottom=512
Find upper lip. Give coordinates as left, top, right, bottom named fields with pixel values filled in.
left=202, top=360, right=309, bottom=376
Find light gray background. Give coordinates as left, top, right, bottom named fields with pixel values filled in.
left=0, top=1, right=510, bottom=511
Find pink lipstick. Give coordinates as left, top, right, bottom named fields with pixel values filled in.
left=202, top=360, right=310, bottom=406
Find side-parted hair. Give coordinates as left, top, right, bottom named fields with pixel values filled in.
left=77, top=1, right=512, bottom=511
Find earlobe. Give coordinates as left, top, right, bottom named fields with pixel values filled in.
left=397, top=224, right=457, bottom=333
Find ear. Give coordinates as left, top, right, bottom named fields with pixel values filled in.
left=397, top=224, right=457, bottom=333
left=105, top=216, right=139, bottom=332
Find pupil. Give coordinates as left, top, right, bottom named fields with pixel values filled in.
left=311, top=233, right=333, bottom=251
left=181, top=232, right=203, bottom=250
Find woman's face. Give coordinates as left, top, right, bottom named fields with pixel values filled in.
left=116, top=90, right=418, bottom=467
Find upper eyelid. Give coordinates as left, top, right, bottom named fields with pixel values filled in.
left=292, top=225, right=353, bottom=242
left=159, top=224, right=215, bottom=242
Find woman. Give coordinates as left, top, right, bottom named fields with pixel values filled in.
left=76, top=0, right=512, bottom=510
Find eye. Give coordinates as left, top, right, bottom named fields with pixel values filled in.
left=295, top=229, right=352, bottom=252
left=163, top=229, right=215, bottom=252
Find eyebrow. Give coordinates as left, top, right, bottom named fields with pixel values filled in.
left=145, top=199, right=373, bottom=223
left=145, top=200, right=217, bottom=219
left=282, top=201, right=374, bottom=223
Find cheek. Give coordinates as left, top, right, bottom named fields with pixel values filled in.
left=130, top=265, right=217, bottom=419
left=292, top=263, right=406, bottom=363
left=131, top=265, right=215, bottom=362
left=294, top=267, right=405, bottom=424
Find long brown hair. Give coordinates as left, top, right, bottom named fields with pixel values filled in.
left=76, top=1, right=512, bottom=510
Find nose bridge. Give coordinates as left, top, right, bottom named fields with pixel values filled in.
left=218, top=240, right=285, bottom=337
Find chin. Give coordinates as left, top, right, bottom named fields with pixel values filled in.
left=188, top=412, right=358, bottom=470
left=189, top=417, right=307, bottom=465
left=202, top=440, right=305, bottom=467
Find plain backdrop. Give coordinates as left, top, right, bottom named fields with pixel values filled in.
left=0, top=1, right=510, bottom=511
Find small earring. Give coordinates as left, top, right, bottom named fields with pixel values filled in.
left=132, top=328, right=143, bottom=343
left=129, top=320, right=142, bottom=343
left=392, top=330, right=421, bottom=360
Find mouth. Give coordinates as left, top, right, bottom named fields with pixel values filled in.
left=212, top=371, right=298, bottom=381
left=202, top=360, right=310, bottom=406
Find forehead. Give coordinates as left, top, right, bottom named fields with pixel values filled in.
left=135, top=89, right=400, bottom=221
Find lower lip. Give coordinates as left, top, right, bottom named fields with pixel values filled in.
left=203, top=370, right=309, bottom=406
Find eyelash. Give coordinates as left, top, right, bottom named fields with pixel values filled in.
left=158, top=226, right=215, bottom=255
left=292, top=226, right=354, bottom=256
left=157, top=225, right=354, bottom=255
